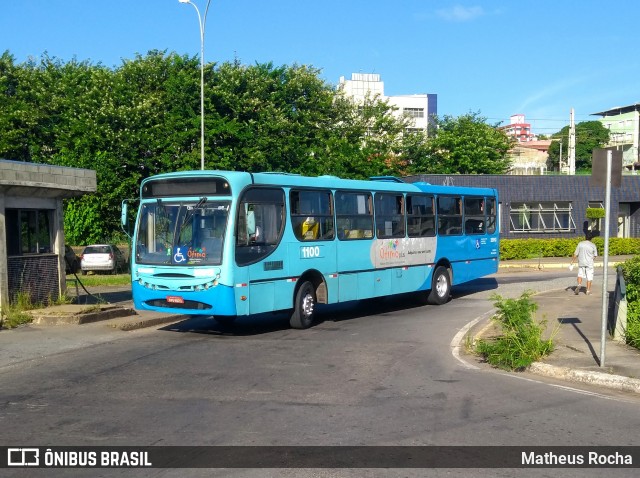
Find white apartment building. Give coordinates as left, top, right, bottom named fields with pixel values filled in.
left=338, top=73, right=437, bottom=134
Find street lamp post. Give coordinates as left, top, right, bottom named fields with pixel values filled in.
left=178, top=0, right=212, bottom=171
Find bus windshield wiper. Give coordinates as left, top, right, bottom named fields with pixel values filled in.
left=178, top=197, right=207, bottom=237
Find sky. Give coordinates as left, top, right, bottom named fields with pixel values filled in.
left=1, top=1, right=639, bottom=137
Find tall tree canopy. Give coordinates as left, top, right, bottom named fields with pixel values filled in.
left=407, top=112, right=513, bottom=174
left=0, top=51, right=511, bottom=244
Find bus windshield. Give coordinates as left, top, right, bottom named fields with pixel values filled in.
left=135, top=199, right=230, bottom=266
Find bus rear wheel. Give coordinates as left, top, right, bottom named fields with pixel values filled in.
left=290, top=281, right=316, bottom=329
left=427, top=266, right=451, bottom=305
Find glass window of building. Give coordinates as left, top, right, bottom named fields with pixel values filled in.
left=509, top=202, right=575, bottom=233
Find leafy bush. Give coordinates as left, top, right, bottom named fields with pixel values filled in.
left=475, top=292, right=555, bottom=371
left=500, top=237, right=640, bottom=260
left=585, top=207, right=605, bottom=219
left=617, top=256, right=640, bottom=349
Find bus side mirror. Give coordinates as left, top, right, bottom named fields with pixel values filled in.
left=120, top=200, right=133, bottom=240
left=121, top=202, right=128, bottom=227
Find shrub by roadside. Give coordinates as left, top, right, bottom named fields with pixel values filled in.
left=474, top=292, right=556, bottom=371
left=616, top=256, right=640, bottom=350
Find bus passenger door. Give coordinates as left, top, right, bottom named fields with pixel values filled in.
left=234, top=188, right=291, bottom=315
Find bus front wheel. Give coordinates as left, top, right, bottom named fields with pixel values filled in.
left=290, top=281, right=316, bottom=329
left=427, top=266, right=451, bottom=305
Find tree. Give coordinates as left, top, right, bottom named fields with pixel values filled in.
left=325, top=91, right=413, bottom=179
left=0, top=51, right=432, bottom=243
left=547, top=121, right=610, bottom=171
left=207, top=61, right=344, bottom=175
left=407, top=112, right=513, bottom=174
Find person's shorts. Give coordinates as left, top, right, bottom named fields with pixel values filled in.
left=578, top=266, right=594, bottom=281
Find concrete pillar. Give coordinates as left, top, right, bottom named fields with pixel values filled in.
left=0, top=193, right=8, bottom=311
left=55, top=199, right=66, bottom=299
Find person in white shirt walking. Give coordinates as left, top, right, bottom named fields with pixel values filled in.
left=570, top=231, right=598, bottom=295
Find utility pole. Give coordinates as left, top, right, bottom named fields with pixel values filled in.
left=591, top=148, right=623, bottom=367
left=600, top=150, right=613, bottom=367
left=559, top=141, right=563, bottom=172
left=568, top=108, right=576, bottom=175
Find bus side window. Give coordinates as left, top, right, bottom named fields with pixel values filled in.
left=464, top=197, right=486, bottom=235
left=335, top=191, right=373, bottom=241
left=486, top=197, right=497, bottom=233
left=437, top=196, right=462, bottom=236
left=375, top=193, right=405, bottom=239
left=235, top=188, right=285, bottom=266
left=290, top=189, right=334, bottom=242
left=407, top=195, right=435, bottom=237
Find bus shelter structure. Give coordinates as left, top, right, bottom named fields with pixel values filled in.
left=0, top=160, right=96, bottom=310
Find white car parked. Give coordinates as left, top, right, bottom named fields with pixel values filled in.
left=80, top=244, right=127, bottom=275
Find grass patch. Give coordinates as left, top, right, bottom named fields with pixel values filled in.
left=0, top=292, right=38, bottom=329
left=67, top=273, right=131, bottom=287
left=79, top=304, right=103, bottom=314
left=475, top=291, right=556, bottom=371
left=51, top=293, right=75, bottom=306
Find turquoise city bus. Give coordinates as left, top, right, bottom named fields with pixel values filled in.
left=122, top=171, right=499, bottom=329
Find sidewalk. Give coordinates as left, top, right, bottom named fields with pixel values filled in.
left=0, top=284, right=187, bottom=370
left=528, top=285, right=640, bottom=393
left=495, top=254, right=640, bottom=394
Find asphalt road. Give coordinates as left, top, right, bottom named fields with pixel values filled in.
left=2, top=271, right=639, bottom=478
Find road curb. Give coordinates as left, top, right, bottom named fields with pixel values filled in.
left=499, top=260, right=622, bottom=271
left=107, top=314, right=188, bottom=331
left=31, top=305, right=136, bottom=326
left=529, top=362, right=640, bottom=394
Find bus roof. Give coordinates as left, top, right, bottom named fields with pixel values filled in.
left=140, top=170, right=498, bottom=198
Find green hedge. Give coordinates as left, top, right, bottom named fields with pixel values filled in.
left=500, top=237, right=640, bottom=260
left=617, top=256, right=640, bottom=350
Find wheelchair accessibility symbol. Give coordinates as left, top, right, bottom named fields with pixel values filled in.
left=173, top=247, right=187, bottom=263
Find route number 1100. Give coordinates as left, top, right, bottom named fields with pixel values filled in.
left=300, top=246, right=322, bottom=259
